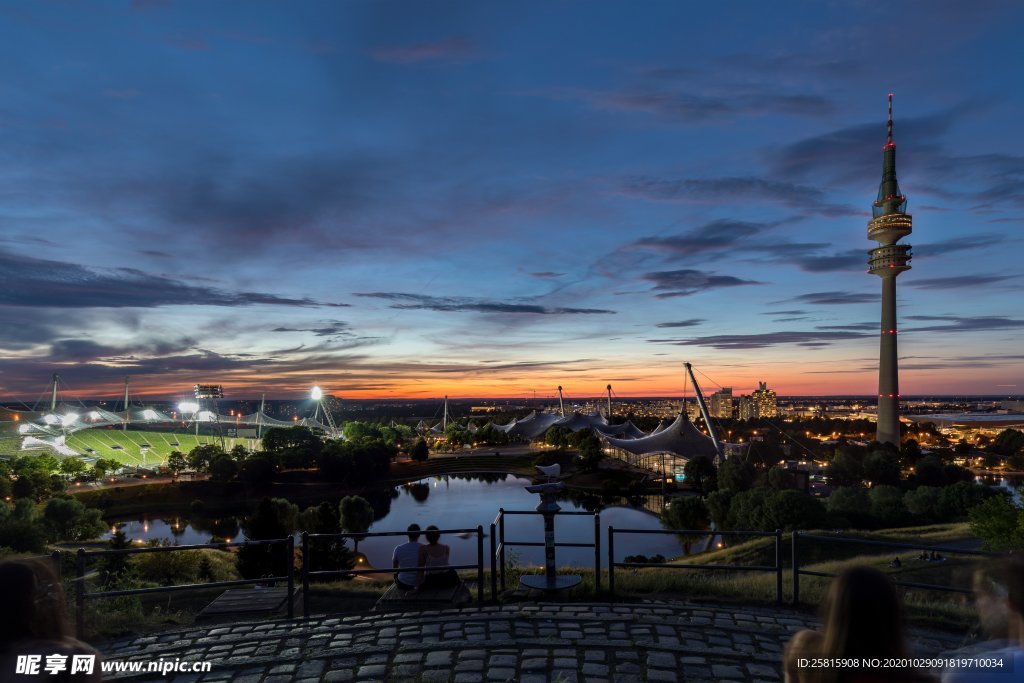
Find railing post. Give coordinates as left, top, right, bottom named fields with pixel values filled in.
left=774, top=529, right=782, bottom=604
left=498, top=509, right=506, bottom=591
left=477, top=525, right=484, bottom=606
left=607, top=526, right=615, bottom=598
left=594, top=513, right=601, bottom=593
left=75, top=549, right=85, bottom=639
left=791, top=531, right=800, bottom=606
left=301, top=532, right=310, bottom=620
left=286, top=536, right=295, bottom=620
left=489, top=523, right=497, bottom=601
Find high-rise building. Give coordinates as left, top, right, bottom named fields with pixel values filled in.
left=709, top=387, right=734, bottom=419
left=738, top=382, right=777, bottom=420
left=867, top=94, right=912, bottom=447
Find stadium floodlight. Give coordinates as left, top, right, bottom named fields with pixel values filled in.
left=177, top=401, right=200, bottom=414
left=42, top=414, right=58, bottom=425
left=197, top=410, right=217, bottom=422
left=311, top=386, right=323, bottom=401
left=88, top=411, right=101, bottom=421
left=18, top=424, right=31, bottom=434
left=61, top=413, right=79, bottom=427
left=142, top=409, right=158, bottom=421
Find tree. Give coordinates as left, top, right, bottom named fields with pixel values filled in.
left=989, top=429, right=1024, bottom=456
left=828, top=452, right=863, bottom=488
left=262, top=426, right=323, bottom=468
left=339, top=495, right=374, bottom=553
left=968, top=495, right=1024, bottom=551
left=903, top=486, right=943, bottom=522
left=209, top=455, right=239, bottom=483
left=299, top=502, right=355, bottom=577
left=763, top=490, right=823, bottom=531
left=410, top=438, right=429, bottom=462
left=718, top=457, right=755, bottom=493
left=705, top=490, right=733, bottom=530
left=825, top=487, right=871, bottom=528
left=59, top=458, right=87, bottom=479
left=238, top=456, right=278, bottom=485
left=863, top=451, right=901, bottom=487
left=914, top=455, right=947, bottom=487
left=683, top=456, right=717, bottom=494
left=661, top=496, right=709, bottom=554
left=544, top=426, right=571, bottom=450
left=167, top=451, right=187, bottom=480
left=576, top=434, right=603, bottom=472
left=238, top=497, right=300, bottom=579
left=868, top=485, right=908, bottom=526
left=41, top=497, right=107, bottom=542
left=187, top=444, right=225, bottom=473
left=938, top=481, right=994, bottom=520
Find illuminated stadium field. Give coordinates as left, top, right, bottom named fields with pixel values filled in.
left=61, top=429, right=262, bottom=466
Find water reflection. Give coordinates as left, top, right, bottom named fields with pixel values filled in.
left=105, top=474, right=685, bottom=568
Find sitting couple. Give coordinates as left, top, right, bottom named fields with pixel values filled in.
left=392, top=523, right=460, bottom=592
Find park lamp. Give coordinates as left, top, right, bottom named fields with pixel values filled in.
left=311, top=386, right=323, bottom=401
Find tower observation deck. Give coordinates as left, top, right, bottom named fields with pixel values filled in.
left=869, top=94, right=912, bottom=447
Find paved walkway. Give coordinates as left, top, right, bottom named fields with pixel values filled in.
left=102, top=602, right=966, bottom=682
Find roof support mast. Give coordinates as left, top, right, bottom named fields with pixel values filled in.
left=557, top=386, right=565, bottom=417
left=606, top=384, right=612, bottom=419
left=122, top=376, right=130, bottom=431
left=684, top=363, right=724, bottom=464
left=443, top=395, right=449, bottom=431
left=257, top=394, right=265, bottom=440
left=50, top=373, right=59, bottom=412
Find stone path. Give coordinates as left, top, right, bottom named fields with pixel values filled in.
left=101, top=602, right=966, bottom=682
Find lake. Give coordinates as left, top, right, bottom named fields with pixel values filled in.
left=105, top=474, right=688, bottom=570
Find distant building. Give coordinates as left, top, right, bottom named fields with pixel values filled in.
left=709, top=388, right=734, bottom=419
left=752, top=382, right=778, bottom=419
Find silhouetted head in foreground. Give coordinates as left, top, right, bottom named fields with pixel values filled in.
left=0, top=557, right=69, bottom=645
left=819, top=565, right=907, bottom=660
left=406, top=523, right=421, bottom=541
left=425, top=525, right=442, bottom=545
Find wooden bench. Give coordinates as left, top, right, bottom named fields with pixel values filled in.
left=373, top=582, right=471, bottom=611
left=196, top=587, right=301, bottom=623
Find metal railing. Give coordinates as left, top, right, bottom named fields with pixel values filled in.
left=607, top=528, right=784, bottom=602
left=301, top=526, right=487, bottom=617
left=791, top=531, right=1006, bottom=605
left=491, top=508, right=600, bottom=596
left=74, top=538, right=294, bottom=639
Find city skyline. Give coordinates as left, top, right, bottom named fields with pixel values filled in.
left=1, top=1, right=1022, bottom=401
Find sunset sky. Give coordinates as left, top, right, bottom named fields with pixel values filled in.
left=1, top=1, right=1022, bottom=402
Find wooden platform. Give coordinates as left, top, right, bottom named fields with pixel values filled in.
left=196, top=587, right=301, bottom=623
left=373, top=582, right=471, bottom=611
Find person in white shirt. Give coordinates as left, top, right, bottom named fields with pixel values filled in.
left=391, top=524, right=422, bottom=592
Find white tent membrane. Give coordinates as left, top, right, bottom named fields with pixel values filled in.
left=602, top=412, right=718, bottom=460
left=593, top=420, right=646, bottom=440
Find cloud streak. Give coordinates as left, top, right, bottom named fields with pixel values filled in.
left=354, top=292, right=615, bottom=315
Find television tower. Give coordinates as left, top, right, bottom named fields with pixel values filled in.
left=868, top=94, right=912, bottom=447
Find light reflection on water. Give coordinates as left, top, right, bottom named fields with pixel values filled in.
left=105, top=474, right=687, bottom=568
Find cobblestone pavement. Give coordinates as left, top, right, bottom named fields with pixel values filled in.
left=101, top=602, right=965, bottom=682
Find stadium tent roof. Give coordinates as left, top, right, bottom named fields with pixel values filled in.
left=602, top=412, right=718, bottom=459
left=234, top=411, right=302, bottom=428
left=552, top=411, right=608, bottom=432
left=594, top=420, right=646, bottom=440
left=506, top=411, right=564, bottom=440
left=649, top=418, right=673, bottom=435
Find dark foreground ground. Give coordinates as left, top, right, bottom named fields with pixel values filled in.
left=100, top=601, right=966, bottom=682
